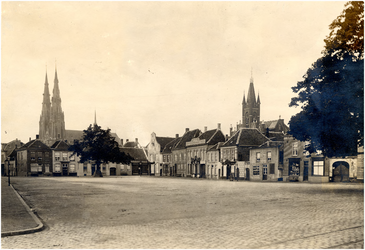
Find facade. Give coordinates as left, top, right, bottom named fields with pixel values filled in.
left=1, top=139, right=24, bottom=176
left=161, top=136, right=181, bottom=176
left=220, top=128, right=270, bottom=180
left=249, top=141, right=284, bottom=181
left=206, top=142, right=224, bottom=179
left=50, top=141, right=78, bottom=176
left=283, top=135, right=329, bottom=182
left=146, top=133, right=175, bottom=176
left=186, top=125, right=226, bottom=178
left=171, top=128, right=201, bottom=177
left=16, top=138, right=52, bottom=176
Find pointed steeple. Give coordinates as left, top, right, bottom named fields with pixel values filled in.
left=53, top=66, right=60, bottom=98
left=257, top=92, right=261, bottom=104
left=247, top=80, right=256, bottom=104
left=42, top=71, right=51, bottom=105
left=242, top=91, right=246, bottom=104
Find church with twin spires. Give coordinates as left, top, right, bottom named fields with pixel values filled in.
left=39, top=68, right=66, bottom=146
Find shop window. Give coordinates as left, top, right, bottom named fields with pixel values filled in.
left=269, top=163, right=275, bottom=174
left=69, top=164, right=76, bottom=172
left=253, top=166, right=260, bottom=175
left=55, top=164, right=61, bottom=172
left=312, top=161, right=324, bottom=176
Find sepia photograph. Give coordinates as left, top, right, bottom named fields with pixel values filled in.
left=1, top=1, right=364, bottom=249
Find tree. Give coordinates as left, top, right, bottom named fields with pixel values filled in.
left=69, top=124, right=132, bottom=177
left=289, top=1, right=364, bottom=157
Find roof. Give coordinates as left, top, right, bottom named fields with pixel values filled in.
left=155, top=137, right=176, bottom=151
left=162, top=137, right=181, bottom=154
left=261, top=119, right=289, bottom=133
left=207, top=142, right=224, bottom=152
left=123, top=141, right=139, bottom=148
left=173, top=129, right=201, bottom=150
left=120, top=147, right=148, bottom=161
left=258, top=140, right=284, bottom=149
left=17, top=139, right=50, bottom=151
left=187, top=129, right=226, bottom=147
left=50, top=140, right=70, bottom=151
left=222, top=128, right=270, bottom=147
left=65, top=129, right=122, bottom=146
left=1, top=139, right=24, bottom=157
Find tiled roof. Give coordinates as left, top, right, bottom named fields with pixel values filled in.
left=50, top=140, right=70, bottom=151
left=174, top=129, right=201, bottom=149
left=17, top=140, right=50, bottom=150
left=162, top=137, right=181, bottom=154
left=65, top=130, right=122, bottom=146
left=120, top=147, right=148, bottom=161
left=222, top=128, right=269, bottom=147
left=123, top=141, right=138, bottom=148
left=207, top=142, right=224, bottom=151
left=156, top=137, right=176, bottom=151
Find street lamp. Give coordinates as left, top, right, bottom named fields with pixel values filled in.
left=7, top=156, right=10, bottom=186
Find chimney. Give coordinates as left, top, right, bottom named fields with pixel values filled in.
left=29, top=137, right=31, bottom=142
left=36, top=135, right=39, bottom=140
left=121, top=139, right=123, bottom=146
left=176, top=134, right=179, bottom=138
left=204, top=126, right=207, bottom=132
left=126, top=139, right=129, bottom=143
left=135, top=138, right=138, bottom=144
left=218, top=123, right=221, bottom=130
left=225, top=134, right=229, bottom=141
left=185, top=128, right=189, bottom=133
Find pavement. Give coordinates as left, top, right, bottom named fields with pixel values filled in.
left=1, top=176, right=364, bottom=249
left=1, top=178, right=44, bottom=237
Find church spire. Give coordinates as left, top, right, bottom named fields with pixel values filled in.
left=94, top=110, right=97, bottom=126
left=242, top=91, right=246, bottom=104
left=247, top=79, right=256, bottom=104
left=42, top=71, right=50, bottom=105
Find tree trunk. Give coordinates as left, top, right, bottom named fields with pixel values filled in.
left=93, top=163, right=103, bottom=177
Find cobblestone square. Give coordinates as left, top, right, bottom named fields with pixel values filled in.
left=1, top=176, right=364, bottom=249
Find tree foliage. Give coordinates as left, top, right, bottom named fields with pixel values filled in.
left=289, top=1, right=364, bottom=157
left=69, top=124, right=132, bottom=176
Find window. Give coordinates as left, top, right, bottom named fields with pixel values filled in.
left=267, top=151, right=272, bottom=162
left=163, top=155, right=166, bottom=162
left=55, top=164, right=61, bottom=172
left=31, top=152, right=36, bottom=161
left=31, top=163, right=38, bottom=172
left=69, top=164, right=76, bottom=173
left=256, top=152, right=260, bottom=163
left=292, top=142, right=298, bottom=156
left=313, top=161, right=324, bottom=176
left=69, top=154, right=75, bottom=161
left=38, top=164, right=42, bottom=172
left=55, top=152, right=60, bottom=161
left=62, top=152, right=68, bottom=161
left=253, top=166, right=260, bottom=175
left=45, top=164, right=50, bottom=173
left=269, top=163, right=275, bottom=174
left=83, top=163, right=87, bottom=172
left=45, top=152, right=49, bottom=158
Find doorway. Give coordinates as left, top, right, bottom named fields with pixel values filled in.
left=246, top=168, right=250, bottom=180
left=110, top=167, right=116, bottom=176
left=333, top=161, right=350, bottom=182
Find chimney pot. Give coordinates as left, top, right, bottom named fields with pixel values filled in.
left=29, top=137, right=31, bottom=142
left=204, top=126, right=207, bottom=132
left=36, top=135, right=39, bottom=140
left=176, top=134, right=179, bottom=138
left=218, top=123, right=221, bottom=130
left=185, top=128, right=189, bottom=133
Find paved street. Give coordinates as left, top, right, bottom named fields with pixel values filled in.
left=1, top=176, right=364, bottom=249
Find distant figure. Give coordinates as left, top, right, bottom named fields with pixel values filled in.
left=139, top=167, right=141, bottom=176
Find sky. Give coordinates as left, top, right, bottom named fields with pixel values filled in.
left=1, top=1, right=347, bottom=147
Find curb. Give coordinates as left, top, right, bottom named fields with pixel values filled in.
left=1, top=184, right=45, bottom=237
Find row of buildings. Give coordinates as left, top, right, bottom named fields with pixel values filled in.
left=1, top=68, right=363, bottom=182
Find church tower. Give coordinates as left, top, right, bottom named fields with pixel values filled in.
left=50, top=67, right=66, bottom=141
left=242, top=74, right=260, bottom=129
left=39, top=71, right=51, bottom=142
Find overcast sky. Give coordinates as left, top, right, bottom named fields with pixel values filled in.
left=1, top=1, right=347, bottom=146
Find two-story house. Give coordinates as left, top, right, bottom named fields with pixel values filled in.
left=206, top=142, right=224, bottom=179
left=50, top=140, right=78, bottom=176
left=161, top=135, right=180, bottom=176
left=220, top=128, right=270, bottom=180
left=186, top=124, right=226, bottom=178
left=16, top=136, right=52, bottom=176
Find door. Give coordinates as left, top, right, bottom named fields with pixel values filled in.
left=303, top=161, right=309, bottom=181
left=333, top=162, right=350, bottom=182
left=246, top=168, right=250, bottom=181
left=226, top=165, right=231, bottom=179
left=262, top=165, right=267, bottom=180
left=62, top=164, right=68, bottom=176
left=110, top=167, right=116, bottom=176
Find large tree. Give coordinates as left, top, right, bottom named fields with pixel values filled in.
left=289, top=1, right=364, bottom=157
left=69, top=124, right=132, bottom=177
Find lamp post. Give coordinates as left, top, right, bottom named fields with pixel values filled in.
left=7, top=156, right=10, bottom=186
